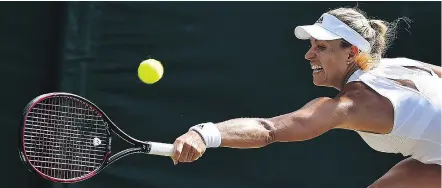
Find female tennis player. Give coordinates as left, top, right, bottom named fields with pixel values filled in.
left=171, top=7, right=441, bottom=187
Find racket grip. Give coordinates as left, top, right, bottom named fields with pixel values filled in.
left=148, top=142, right=174, bottom=156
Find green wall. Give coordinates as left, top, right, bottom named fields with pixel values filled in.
left=3, top=2, right=440, bottom=188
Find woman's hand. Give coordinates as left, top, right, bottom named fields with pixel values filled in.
left=171, top=131, right=207, bottom=165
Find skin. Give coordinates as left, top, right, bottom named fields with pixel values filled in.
left=171, top=37, right=441, bottom=187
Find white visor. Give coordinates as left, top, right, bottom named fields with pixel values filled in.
left=294, top=13, right=371, bottom=53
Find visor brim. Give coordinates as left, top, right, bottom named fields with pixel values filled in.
left=294, top=25, right=342, bottom=41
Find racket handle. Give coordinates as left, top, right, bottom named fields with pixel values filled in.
left=148, top=142, right=174, bottom=156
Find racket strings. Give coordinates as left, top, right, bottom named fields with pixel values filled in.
left=23, top=96, right=108, bottom=180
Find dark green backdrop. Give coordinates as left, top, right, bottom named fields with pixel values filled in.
left=2, top=2, right=440, bottom=188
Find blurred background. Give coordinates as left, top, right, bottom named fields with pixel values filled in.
left=3, top=1, right=440, bottom=188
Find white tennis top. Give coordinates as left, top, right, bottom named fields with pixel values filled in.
left=346, top=57, right=441, bottom=165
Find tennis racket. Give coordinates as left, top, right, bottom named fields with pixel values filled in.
left=18, top=92, right=174, bottom=183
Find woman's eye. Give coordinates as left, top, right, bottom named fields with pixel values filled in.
left=317, top=46, right=326, bottom=51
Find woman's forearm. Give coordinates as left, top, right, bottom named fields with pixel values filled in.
left=213, top=98, right=329, bottom=148
left=214, top=117, right=314, bottom=148
left=215, top=118, right=277, bottom=148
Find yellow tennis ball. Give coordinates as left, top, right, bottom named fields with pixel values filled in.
left=137, top=59, right=164, bottom=84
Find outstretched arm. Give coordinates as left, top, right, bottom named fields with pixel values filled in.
left=170, top=82, right=393, bottom=164
left=171, top=96, right=353, bottom=164
left=215, top=97, right=345, bottom=148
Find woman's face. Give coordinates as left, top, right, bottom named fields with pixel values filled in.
left=304, top=38, right=354, bottom=88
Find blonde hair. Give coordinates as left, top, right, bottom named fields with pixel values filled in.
left=327, top=7, right=405, bottom=70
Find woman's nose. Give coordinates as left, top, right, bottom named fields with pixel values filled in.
left=305, top=47, right=315, bottom=61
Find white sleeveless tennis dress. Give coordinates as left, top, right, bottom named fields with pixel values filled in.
left=346, top=57, right=441, bottom=165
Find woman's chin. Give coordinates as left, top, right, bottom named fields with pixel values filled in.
left=312, top=72, right=326, bottom=86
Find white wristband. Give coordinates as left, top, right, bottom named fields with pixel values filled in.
left=189, top=122, right=221, bottom=148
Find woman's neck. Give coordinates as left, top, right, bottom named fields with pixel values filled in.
left=337, top=63, right=359, bottom=91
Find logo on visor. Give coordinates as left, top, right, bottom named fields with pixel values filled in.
left=316, top=16, right=324, bottom=24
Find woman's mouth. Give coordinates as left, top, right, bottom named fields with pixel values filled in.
left=311, top=65, right=324, bottom=74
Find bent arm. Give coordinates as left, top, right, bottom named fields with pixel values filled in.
left=215, top=97, right=350, bottom=148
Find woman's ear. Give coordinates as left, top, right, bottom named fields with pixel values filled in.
left=348, top=46, right=359, bottom=63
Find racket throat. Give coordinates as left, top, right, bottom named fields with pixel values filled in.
left=141, top=143, right=152, bottom=154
